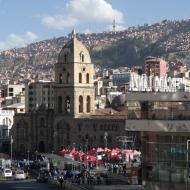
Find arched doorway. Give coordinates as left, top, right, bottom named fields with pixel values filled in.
left=38, top=141, right=45, bottom=153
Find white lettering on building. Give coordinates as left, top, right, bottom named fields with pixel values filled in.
left=129, top=74, right=187, bottom=92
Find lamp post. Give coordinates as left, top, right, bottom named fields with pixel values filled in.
left=27, top=150, right=30, bottom=166
left=35, top=150, right=38, bottom=161
left=10, top=136, right=13, bottom=166
left=104, top=132, right=108, bottom=148
left=186, top=140, right=190, bottom=190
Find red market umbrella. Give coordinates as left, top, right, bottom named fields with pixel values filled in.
left=83, top=155, right=97, bottom=162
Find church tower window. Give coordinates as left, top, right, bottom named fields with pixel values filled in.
left=64, top=54, right=67, bottom=63
left=65, top=96, right=70, bottom=113
left=79, top=96, right=83, bottom=113
left=59, top=74, right=63, bottom=83
left=66, top=73, right=70, bottom=84
left=87, top=96, right=90, bottom=113
left=79, top=73, right=82, bottom=83
left=58, top=96, right=62, bottom=113
left=80, top=52, right=84, bottom=62
left=86, top=73, right=89, bottom=83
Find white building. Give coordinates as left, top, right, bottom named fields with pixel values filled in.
left=0, top=110, right=14, bottom=152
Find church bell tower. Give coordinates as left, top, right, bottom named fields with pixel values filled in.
left=54, top=30, right=94, bottom=117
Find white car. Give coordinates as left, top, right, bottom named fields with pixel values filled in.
left=14, top=170, right=26, bottom=180
left=2, top=168, right=13, bottom=178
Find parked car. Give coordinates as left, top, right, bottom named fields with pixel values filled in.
left=14, top=170, right=26, bottom=180
left=2, top=168, right=12, bottom=178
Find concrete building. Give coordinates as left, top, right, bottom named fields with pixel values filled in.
left=111, top=92, right=190, bottom=187
left=25, top=81, right=54, bottom=113
left=3, top=84, right=25, bottom=98
left=112, top=72, right=131, bottom=87
left=144, top=56, right=168, bottom=77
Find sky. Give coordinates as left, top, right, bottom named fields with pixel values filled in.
left=0, top=0, right=189, bottom=51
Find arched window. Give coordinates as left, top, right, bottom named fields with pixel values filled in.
left=58, top=96, right=62, bottom=113
left=66, top=73, right=70, bottom=84
left=86, top=96, right=90, bottom=113
left=79, top=96, right=83, bottom=113
left=59, top=74, right=63, bottom=83
left=64, top=54, right=67, bottom=63
left=40, top=118, right=45, bottom=127
left=80, top=52, right=84, bottom=62
left=65, top=96, right=70, bottom=113
left=86, top=73, right=89, bottom=83
left=79, top=73, right=82, bottom=83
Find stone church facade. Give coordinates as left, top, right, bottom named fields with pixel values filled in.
left=11, top=31, right=129, bottom=153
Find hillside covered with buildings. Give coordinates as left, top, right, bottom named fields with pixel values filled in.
left=1, top=19, right=190, bottom=83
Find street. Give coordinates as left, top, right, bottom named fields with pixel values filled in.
left=0, top=179, right=61, bottom=190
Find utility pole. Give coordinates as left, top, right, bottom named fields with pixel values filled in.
left=186, top=140, right=190, bottom=190
left=10, top=136, right=13, bottom=166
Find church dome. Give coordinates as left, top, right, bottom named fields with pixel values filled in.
left=58, top=30, right=91, bottom=64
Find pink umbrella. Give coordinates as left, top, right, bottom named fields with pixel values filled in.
left=104, top=148, right=111, bottom=152
left=96, top=147, right=104, bottom=153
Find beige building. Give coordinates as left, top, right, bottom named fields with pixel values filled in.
left=11, top=31, right=129, bottom=153
left=25, top=81, right=54, bottom=112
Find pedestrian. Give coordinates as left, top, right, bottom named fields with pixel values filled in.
left=59, top=175, right=64, bottom=188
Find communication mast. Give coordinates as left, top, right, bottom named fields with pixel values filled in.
left=113, top=19, right=116, bottom=33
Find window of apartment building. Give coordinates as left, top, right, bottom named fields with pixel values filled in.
left=9, top=88, right=13, bottom=92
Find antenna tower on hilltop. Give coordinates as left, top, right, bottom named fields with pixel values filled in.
left=113, top=19, right=116, bottom=32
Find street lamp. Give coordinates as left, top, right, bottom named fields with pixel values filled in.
left=186, top=140, right=190, bottom=190
left=104, top=132, right=108, bottom=148
left=10, top=136, right=13, bottom=166
left=27, top=150, right=30, bottom=166
left=35, top=150, right=38, bottom=161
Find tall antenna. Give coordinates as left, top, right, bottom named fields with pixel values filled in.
left=113, top=19, right=116, bottom=32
